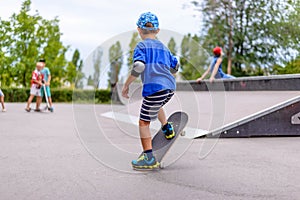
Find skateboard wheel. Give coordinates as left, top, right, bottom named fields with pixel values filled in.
left=160, top=162, right=165, bottom=169
left=180, top=131, right=186, bottom=136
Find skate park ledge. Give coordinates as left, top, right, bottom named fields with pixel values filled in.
left=177, top=74, right=300, bottom=91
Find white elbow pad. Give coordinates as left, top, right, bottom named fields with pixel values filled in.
left=131, top=61, right=145, bottom=77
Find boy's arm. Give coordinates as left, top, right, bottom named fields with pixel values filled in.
left=122, top=75, right=137, bottom=99
left=46, top=75, right=51, bottom=86
left=32, top=72, right=43, bottom=86
left=32, top=79, right=43, bottom=86
left=122, top=61, right=144, bottom=98
left=45, top=68, right=51, bottom=86
left=197, top=68, right=210, bottom=82
left=210, top=58, right=222, bottom=82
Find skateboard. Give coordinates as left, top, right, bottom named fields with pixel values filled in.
left=139, top=111, right=189, bottom=169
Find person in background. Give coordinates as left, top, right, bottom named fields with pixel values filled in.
left=37, top=59, right=54, bottom=112
left=0, top=89, right=6, bottom=112
left=197, top=46, right=235, bottom=83
left=25, top=62, right=44, bottom=112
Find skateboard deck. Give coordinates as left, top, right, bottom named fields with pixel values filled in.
left=140, top=111, right=188, bottom=168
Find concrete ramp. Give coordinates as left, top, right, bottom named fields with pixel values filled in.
left=114, top=82, right=300, bottom=138
left=200, top=95, right=300, bottom=138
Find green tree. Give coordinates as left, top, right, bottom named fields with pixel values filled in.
left=191, top=0, right=300, bottom=76
left=65, top=49, right=84, bottom=88
left=127, top=32, right=140, bottom=68
left=180, top=34, right=209, bottom=80
left=272, top=56, right=300, bottom=74
left=109, top=41, right=123, bottom=85
left=0, top=17, right=14, bottom=86
left=92, top=48, right=103, bottom=89
left=0, top=0, right=69, bottom=87
left=168, top=37, right=177, bottom=55
left=87, top=75, right=94, bottom=86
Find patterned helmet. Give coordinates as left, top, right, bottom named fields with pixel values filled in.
left=136, top=12, right=159, bottom=30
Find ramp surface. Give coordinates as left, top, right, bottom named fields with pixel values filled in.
left=114, top=90, right=300, bottom=138
left=204, top=95, right=300, bottom=138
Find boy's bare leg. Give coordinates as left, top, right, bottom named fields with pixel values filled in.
left=36, top=96, right=42, bottom=109
left=139, top=120, right=152, bottom=151
left=48, top=97, right=53, bottom=107
left=26, top=95, right=34, bottom=109
left=0, top=96, right=5, bottom=109
left=158, top=108, right=167, bottom=126
left=131, top=120, right=158, bottom=169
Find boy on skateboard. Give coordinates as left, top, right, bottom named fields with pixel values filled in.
left=25, top=62, right=44, bottom=112
left=122, top=12, right=179, bottom=170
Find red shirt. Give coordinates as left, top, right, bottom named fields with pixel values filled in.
left=30, top=69, right=44, bottom=88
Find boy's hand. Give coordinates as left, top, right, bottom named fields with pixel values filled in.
left=209, top=77, right=215, bottom=83
left=45, top=82, right=50, bottom=86
left=196, top=77, right=203, bottom=83
left=122, top=85, right=129, bottom=99
left=122, top=75, right=136, bottom=98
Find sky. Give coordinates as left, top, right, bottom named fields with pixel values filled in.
left=0, top=0, right=201, bottom=60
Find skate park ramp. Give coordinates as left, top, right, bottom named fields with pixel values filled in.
left=113, top=78, right=300, bottom=138
left=205, top=95, right=300, bottom=138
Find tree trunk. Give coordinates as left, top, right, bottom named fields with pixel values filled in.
left=23, top=71, right=27, bottom=87
left=227, top=0, right=233, bottom=75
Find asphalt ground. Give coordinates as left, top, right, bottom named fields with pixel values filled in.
left=1, top=91, right=300, bottom=200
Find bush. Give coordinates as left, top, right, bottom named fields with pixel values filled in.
left=0, top=88, right=111, bottom=103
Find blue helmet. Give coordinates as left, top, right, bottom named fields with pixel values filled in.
left=136, top=12, right=159, bottom=30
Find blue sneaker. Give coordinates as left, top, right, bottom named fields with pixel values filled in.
left=49, top=107, right=54, bottom=112
left=132, top=153, right=159, bottom=170
left=162, top=122, right=175, bottom=140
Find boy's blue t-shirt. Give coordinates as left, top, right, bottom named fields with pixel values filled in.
left=133, top=38, right=178, bottom=97
left=41, top=67, right=51, bottom=82
left=210, top=56, right=226, bottom=78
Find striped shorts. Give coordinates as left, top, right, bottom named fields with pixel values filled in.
left=140, top=89, right=174, bottom=122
